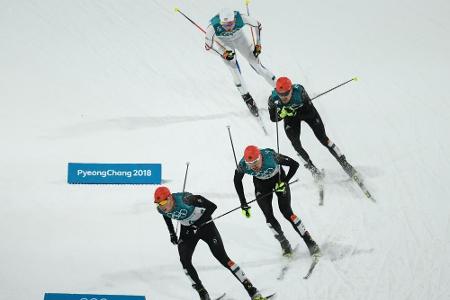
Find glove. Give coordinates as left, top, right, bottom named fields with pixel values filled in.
left=170, top=233, right=178, bottom=245
left=253, top=44, right=262, bottom=57
left=275, top=181, right=287, bottom=193
left=241, top=204, right=251, bottom=218
left=278, top=106, right=296, bottom=119
left=189, top=224, right=199, bottom=235
left=222, top=50, right=235, bottom=61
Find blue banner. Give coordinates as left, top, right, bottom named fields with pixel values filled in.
left=44, top=294, right=145, bottom=300
left=68, top=163, right=161, bottom=184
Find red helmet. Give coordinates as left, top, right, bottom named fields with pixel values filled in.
left=276, top=77, right=292, bottom=95
left=154, top=186, right=171, bottom=203
left=244, top=145, right=261, bottom=164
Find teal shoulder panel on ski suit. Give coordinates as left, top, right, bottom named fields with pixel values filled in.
left=211, top=11, right=245, bottom=38
left=270, top=84, right=305, bottom=111
left=157, top=192, right=195, bottom=221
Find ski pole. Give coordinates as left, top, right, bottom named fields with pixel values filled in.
left=244, top=0, right=256, bottom=46
left=175, top=7, right=243, bottom=77
left=311, top=77, right=358, bottom=101
left=174, top=7, right=206, bottom=34
left=182, top=161, right=190, bottom=194
left=227, top=125, right=239, bottom=168
left=198, top=178, right=299, bottom=227
left=174, top=7, right=226, bottom=54
left=176, top=162, right=190, bottom=237
left=274, top=102, right=282, bottom=182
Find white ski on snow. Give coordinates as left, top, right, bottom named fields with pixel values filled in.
left=214, top=292, right=226, bottom=299
left=316, top=169, right=325, bottom=206
left=303, top=255, right=320, bottom=279
left=255, top=113, right=268, bottom=135
left=277, top=244, right=300, bottom=280
left=351, top=173, right=375, bottom=202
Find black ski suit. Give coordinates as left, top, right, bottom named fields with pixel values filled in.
left=268, top=85, right=339, bottom=161
left=161, top=193, right=258, bottom=298
left=233, top=151, right=311, bottom=239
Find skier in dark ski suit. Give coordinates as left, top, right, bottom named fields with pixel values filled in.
left=154, top=186, right=267, bottom=300
left=233, top=145, right=321, bottom=258
left=268, top=76, right=357, bottom=181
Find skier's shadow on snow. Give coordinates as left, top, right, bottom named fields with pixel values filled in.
left=96, top=242, right=374, bottom=290
left=321, top=241, right=374, bottom=262
left=192, top=242, right=373, bottom=271
left=231, top=241, right=374, bottom=269
left=323, top=167, right=383, bottom=183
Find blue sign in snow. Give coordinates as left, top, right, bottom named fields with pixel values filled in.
left=44, top=293, right=145, bottom=300
left=67, top=163, right=161, bottom=184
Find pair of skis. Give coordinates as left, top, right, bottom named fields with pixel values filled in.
left=214, top=292, right=276, bottom=300
left=277, top=244, right=321, bottom=280
left=277, top=244, right=300, bottom=280
left=314, top=169, right=375, bottom=205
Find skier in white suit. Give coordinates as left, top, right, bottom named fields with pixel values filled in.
left=205, top=8, right=276, bottom=117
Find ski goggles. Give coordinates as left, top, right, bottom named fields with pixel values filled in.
left=221, top=20, right=235, bottom=30
left=156, top=199, right=169, bottom=207
left=277, top=88, right=291, bottom=97
left=245, top=155, right=261, bottom=166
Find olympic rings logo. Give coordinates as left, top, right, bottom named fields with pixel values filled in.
left=256, top=167, right=277, bottom=179
left=167, top=208, right=188, bottom=220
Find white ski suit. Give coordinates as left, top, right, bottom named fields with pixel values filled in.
left=205, top=11, right=276, bottom=96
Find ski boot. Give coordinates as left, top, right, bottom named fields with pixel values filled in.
left=337, top=155, right=357, bottom=178
left=242, top=93, right=259, bottom=117
left=303, top=231, right=321, bottom=258
left=251, top=293, right=267, bottom=300
left=193, top=283, right=211, bottom=300
left=280, top=238, right=293, bottom=257
left=275, top=233, right=293, bottom=257
left=242, top=279, right=265, bottom=300
left=304, top=160, right=324, bottom=183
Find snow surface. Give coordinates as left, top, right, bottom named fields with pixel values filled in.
left=1, top=0, right=450, bottom=299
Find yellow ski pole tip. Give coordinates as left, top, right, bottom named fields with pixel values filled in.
left=174, top=7, right=180, bottom=12
left=353, top=77, right=359, bottom=81
left=245, top=0, right=251, bottom=4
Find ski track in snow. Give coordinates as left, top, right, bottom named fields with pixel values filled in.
left=46, top=111, right=252, bottom=139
